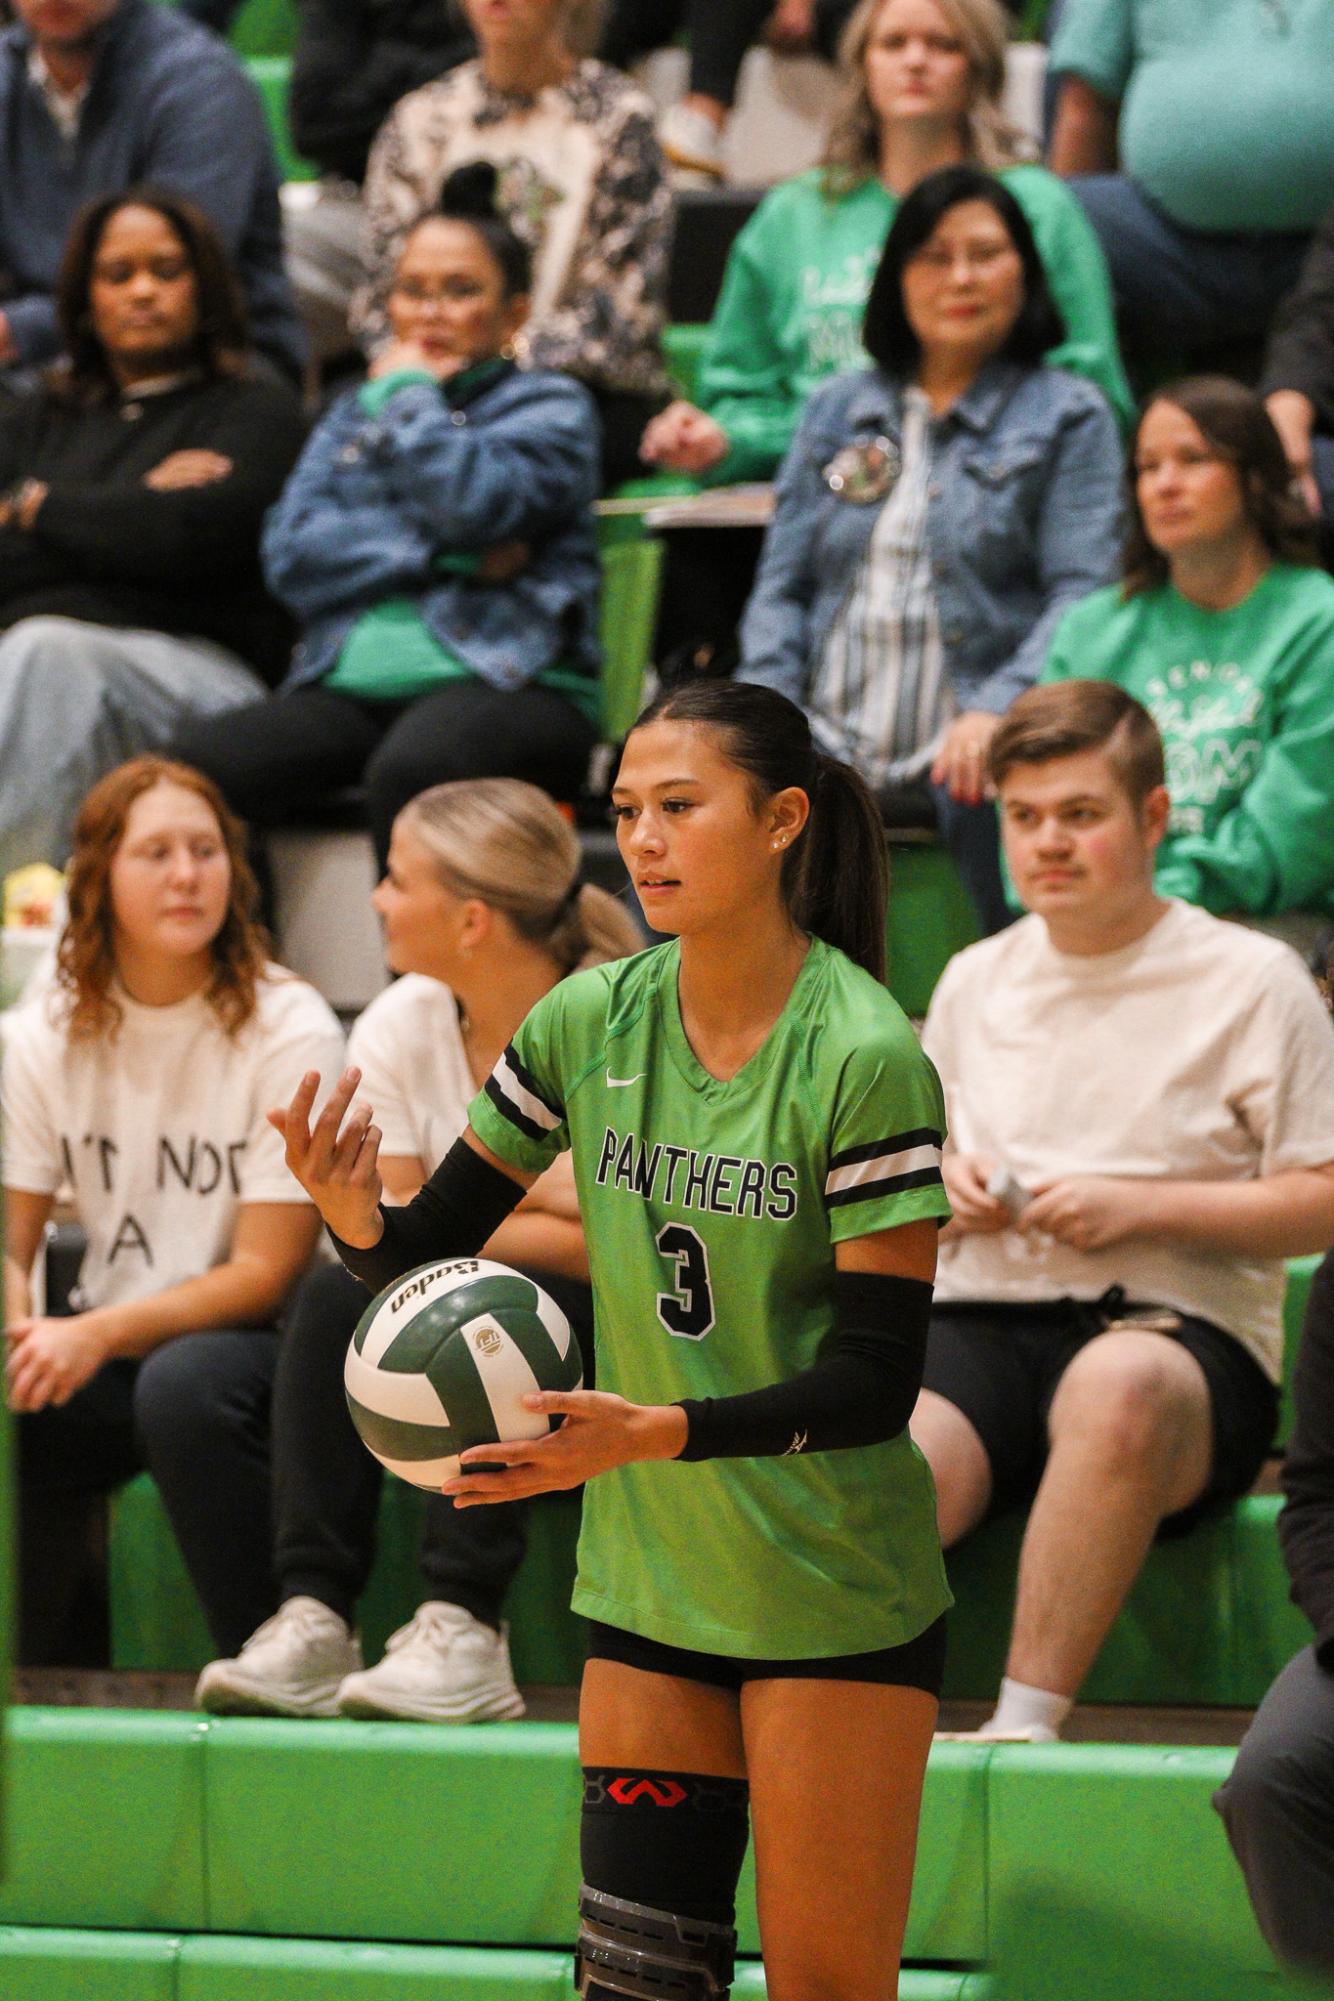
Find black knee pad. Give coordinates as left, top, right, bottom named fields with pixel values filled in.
left=580, top=1767, right=750, bottom=1927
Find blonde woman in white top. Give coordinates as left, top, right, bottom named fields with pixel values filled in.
left=197, top=776, right=642, bottom=1721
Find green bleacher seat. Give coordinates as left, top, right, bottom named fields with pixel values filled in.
left=0, top=1724, right=1287, bottom=1994
left=0, top=1928, right=179, bottom=2001
left=227, top=0, right=298, bottom=59
left=110, top=1253, right=1317, bottom=1703
left=0, top=1711, right=986, bottom=1962
left=243, top=57, right=316, bottom=183
left=885, top=836, right=979, bottom=1017
left=598, top=535, right=664, bottom=741
left=0, top=1711, right=208, bottom=1931
left=944, top=1495, right=1310, bottom=1709
left=1279, top=1251, right=1320, bottom=1447
left=986, top=1746, right=1270, bottom=1974
left=110, top=1474, right=585, bottom=1682
left=0, top=1931, right=975, bottom=2001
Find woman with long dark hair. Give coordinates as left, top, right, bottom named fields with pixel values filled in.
left=0, top=189, right=306, bottom=888
left=274, top=677, right=953, bottom=1999
left=2, top=757, right=343, bottom=1667
left=740, top=163, right=1124, bottom=933
left=1042, top=376, right=1334, bottom=920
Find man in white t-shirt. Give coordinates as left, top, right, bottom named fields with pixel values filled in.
left=915, top=680, right=1334, bottom=1743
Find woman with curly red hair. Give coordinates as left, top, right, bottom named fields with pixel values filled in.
left=1, top=756, right=344, bottom=1667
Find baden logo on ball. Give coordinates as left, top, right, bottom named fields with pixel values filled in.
left=345, top=1257, right=583, bottom=1489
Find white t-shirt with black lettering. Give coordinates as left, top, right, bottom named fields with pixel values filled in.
left=1, top=968, right=345, bottom=1311
left=922, top=900, right=1334, bottom=1381
left=346, top=973, right=472, bottom=1173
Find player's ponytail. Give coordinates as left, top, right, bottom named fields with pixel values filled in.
left=631, top=681, right=888, bottom=983
left=399, top=778, right=642, bottom=976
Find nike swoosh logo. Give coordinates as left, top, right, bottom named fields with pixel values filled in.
left=606, top=1072, right=645, bottom=1088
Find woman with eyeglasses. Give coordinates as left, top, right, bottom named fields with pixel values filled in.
left=173, top=162, right=602, bottom=872
left=739, top=163, right=1124, bottom=933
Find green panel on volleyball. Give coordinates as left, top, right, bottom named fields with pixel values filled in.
left=369, top=1275, right=544, bottom=1369
left=343, top=1396, right=469, bottom=1466
left=347, top=1259, right=581, bottom=1488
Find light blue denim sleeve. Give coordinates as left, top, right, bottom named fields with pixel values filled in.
left=736, top=396, right=833, bottom=704
left=973, top=389, right=1125, bottom=714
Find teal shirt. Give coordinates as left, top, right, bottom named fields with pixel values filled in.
left=469, top=938, right=953, bottom=1659
left=695, top=161, right=1132, bottom=485
left=1042, top=565, right=1334, bottom=917
left=1051, top=0, right=1334, bottom=232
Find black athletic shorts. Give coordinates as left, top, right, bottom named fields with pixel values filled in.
left=586, top=1614, right=947, bottom=1698
left=921, top=1287, right=1279, bottom=1538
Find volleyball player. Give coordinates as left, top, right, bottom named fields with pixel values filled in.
left=273, top=680, right=952, bottom=2001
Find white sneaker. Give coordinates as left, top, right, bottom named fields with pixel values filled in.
left=659, top=102, right=726, bottom=184
left=336, top=1602, right=527, bottom=1723
left=933, top=1724, right=1060, bottom=1744
left=195, top=1596, right=363, bottom=1718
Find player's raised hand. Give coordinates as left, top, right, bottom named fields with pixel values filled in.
left=443, top=1389, right=688, bottom=1503
left=268, top=1067, right=385, bottom=1248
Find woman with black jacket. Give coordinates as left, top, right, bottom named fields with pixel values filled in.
left=0, top=186, right=306, bottom=889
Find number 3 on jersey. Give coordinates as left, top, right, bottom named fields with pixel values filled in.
left=655, top=1223, right=716, bottom=1340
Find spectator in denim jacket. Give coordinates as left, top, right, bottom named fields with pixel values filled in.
left=174, top=165, right=602, bottom=869
left=739, top=165, right=1122, bottom=932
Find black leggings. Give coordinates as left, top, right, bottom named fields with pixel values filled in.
left=172, top=678, right=599, bottom=872
left=17, top=1329, right=281, bottom=1665
left=274, top=1260, right=596, bottom=1631
left=600, top=0, right=772, bottom=105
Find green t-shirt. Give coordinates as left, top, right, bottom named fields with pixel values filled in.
left=695, top=161, right=1132, bottom=486
left=1051, top=0, right=1334, bottom=232
left=468, top=936, right=953, bottom=1659
left=1041, top=566, right=1334, bottom=917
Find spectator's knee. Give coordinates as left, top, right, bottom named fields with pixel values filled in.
left=132, top=1337, right=222, bottom=1461
left=0, top=617, right=102, bottom=686
left=1053, top=1339, right=1201, bottom=1468
left=1218, top=1729, right=1312, bottom=1848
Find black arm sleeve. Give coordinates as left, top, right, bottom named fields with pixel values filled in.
left=675, top=1271, right=932, bottom=1461
left=330, top=1135, right=527, bottom=1294
left=1279, top=1251, right=1334, bottom=1668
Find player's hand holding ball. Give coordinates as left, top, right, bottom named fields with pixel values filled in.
left=268, top=1067, right=385, bottom=1250
left=445, top=1387, right=688, bottom=1505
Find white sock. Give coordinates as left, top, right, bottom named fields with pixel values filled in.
left=983, top=1676, right=1072, bottom=1742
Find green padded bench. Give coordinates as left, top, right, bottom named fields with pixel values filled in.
left=943, top=1495, right=1310, bottom=1709
left=0, top=1710, right=986, bottom=1965
left=110, top=1251, right=1317, bottom=1705
left=110, top=1478, right=586, bottom=1682
left=0, top=1932, right=977, bottom=1999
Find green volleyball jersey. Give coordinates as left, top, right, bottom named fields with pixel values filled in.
left=468, top=936, right=953, bottom=1659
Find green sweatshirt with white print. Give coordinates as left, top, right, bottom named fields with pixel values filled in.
left=1041, top=565, right=1334, bottom=918
left=694, top=162, right=1133, bottom=485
